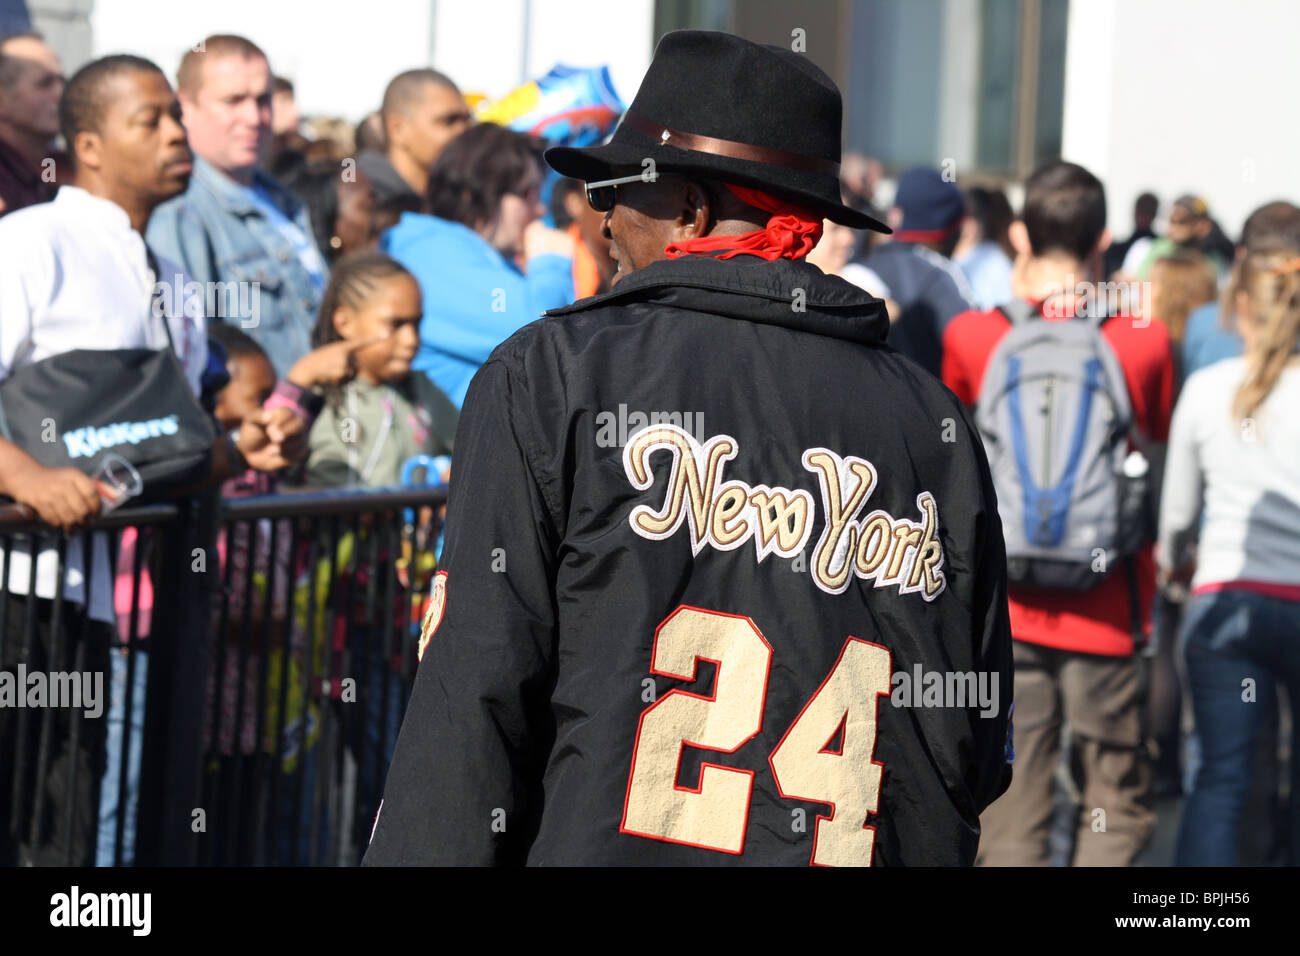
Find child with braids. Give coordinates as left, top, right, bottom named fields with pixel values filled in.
left=301, top=252, right=456, bottom=488
left=294, top=251, right=456, bottom=854
left=1159, top=248, right=1300, bottom=866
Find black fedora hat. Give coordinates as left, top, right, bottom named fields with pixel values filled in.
left=544, top=30, right=890, bottom=233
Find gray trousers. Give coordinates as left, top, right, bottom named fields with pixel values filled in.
left=977, top=639, right=1155, bottom=866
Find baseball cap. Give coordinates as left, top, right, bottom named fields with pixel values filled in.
left=1171, top=194, right=1209, bottom=219
left=892, top=166, right=965, bottom=242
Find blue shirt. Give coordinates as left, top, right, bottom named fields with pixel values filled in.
left=1182, top=300, right=1242, bottom=379
left=957, top=240, right=1014, bottom=312
left=382, top=213, right=574, bottom=407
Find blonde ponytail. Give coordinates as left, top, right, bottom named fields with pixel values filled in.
left=1233, top=251, right=1300, bottom=423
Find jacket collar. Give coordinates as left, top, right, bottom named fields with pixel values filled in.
left=357, top=149, right=419, bottom=202
left=191, top=154, right=301, bottom=219
left=545, top=254, right=889, bottom=346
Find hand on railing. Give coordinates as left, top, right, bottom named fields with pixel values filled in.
left=3, top=462, right=102, bottom=533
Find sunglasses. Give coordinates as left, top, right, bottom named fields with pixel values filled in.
left=435, top=110, right=473, bottom=127
left=585, top=172, right=660, bottom=212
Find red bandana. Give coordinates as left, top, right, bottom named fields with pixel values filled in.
left=663, top=184, right=824, bottom=261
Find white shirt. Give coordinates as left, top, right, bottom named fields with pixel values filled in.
left=840, top=262, right=893, bottom=300
left=1158, top=357, right=1300, bottom=590
left=0, top=186, right=208, bottom=623
left=1121, top=236, right=1154, bottom=276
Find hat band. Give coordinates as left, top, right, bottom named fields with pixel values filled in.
left=620, top=110, right=840, bottom=179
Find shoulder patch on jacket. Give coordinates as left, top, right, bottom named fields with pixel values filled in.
left=417, top=571, right=448, bottom=662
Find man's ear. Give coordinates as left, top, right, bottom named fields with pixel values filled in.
left=385, top=113, right=405, bottom=150
left=674, top=180, right=711, bottom=239
left=1093, top=226, right=1113, bottom=255
left=178, top=92, right=200, bottom=128
left=887, top=206, right=904, bottom=232
left=1008, top=219, right=1032, bottom=257
left=74, top=130, right=103, bottom=173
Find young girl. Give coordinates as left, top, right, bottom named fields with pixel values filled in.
left=301, top=252, right=454, bottom=487
left=296, top=251, right=454, bottom=854
left=1158, top=248, right=1300, bottom=866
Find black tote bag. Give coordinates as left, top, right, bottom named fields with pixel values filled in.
left=0, top=344, right=216, bottom=503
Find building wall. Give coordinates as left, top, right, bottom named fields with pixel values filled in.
left=1061, top=0, right=1300, bottom=239
left=20, top=0, right=93, bottom=67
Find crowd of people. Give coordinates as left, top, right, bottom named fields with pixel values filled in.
left=0, top=26, right=1297, bottom=868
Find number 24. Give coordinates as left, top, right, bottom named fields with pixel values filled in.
left=620, top=605, right=892, bottom=866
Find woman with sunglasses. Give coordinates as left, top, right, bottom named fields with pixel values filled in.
left=380, top=122, right=575, bottom=409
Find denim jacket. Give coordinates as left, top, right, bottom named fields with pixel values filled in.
left=147, top=156, right=325, bottom=377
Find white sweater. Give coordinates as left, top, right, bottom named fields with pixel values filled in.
left=1158, top=357, right=1300, bottom=590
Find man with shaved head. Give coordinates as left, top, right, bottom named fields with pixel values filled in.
left=147, top=34, right=329, bottom=377
left=357, top=68, right=470, bottom=220
left=0, top=31, right=63, bottom=215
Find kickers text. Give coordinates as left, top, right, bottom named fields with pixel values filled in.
left=623, top=425, right=946, bottom=600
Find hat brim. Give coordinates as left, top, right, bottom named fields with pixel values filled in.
left=545, top=139, right=891, bottom=233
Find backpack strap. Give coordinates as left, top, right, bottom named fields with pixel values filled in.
left=144, top=246, right=178, bottom=355
left=996, top=299, right=1039, bottom=327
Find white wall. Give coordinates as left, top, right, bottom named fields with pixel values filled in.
left=1062, top=0, right=1300, bottom=240
left=90, top=0, right=654, bottom=123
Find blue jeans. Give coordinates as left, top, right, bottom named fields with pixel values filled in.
left=97, top=649, right=147, bottom=866
left=1175, top=589, right=1300, bottom=866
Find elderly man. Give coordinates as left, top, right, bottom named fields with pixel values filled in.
left=0, top=53, right=305, bottom=866
left=364, top=30, right=1013, bottom=867
left=0, top=31, right=63, bottom=215
left=148, top=34, right=328, bottom=378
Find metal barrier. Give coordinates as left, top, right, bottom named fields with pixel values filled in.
left=0, top=486, right=445, bottom=867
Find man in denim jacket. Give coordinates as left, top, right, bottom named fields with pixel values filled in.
left=148, top=34, right=328, bottom=378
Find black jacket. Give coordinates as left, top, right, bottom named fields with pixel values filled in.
left=363, top=254, right=1013, bottom=866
